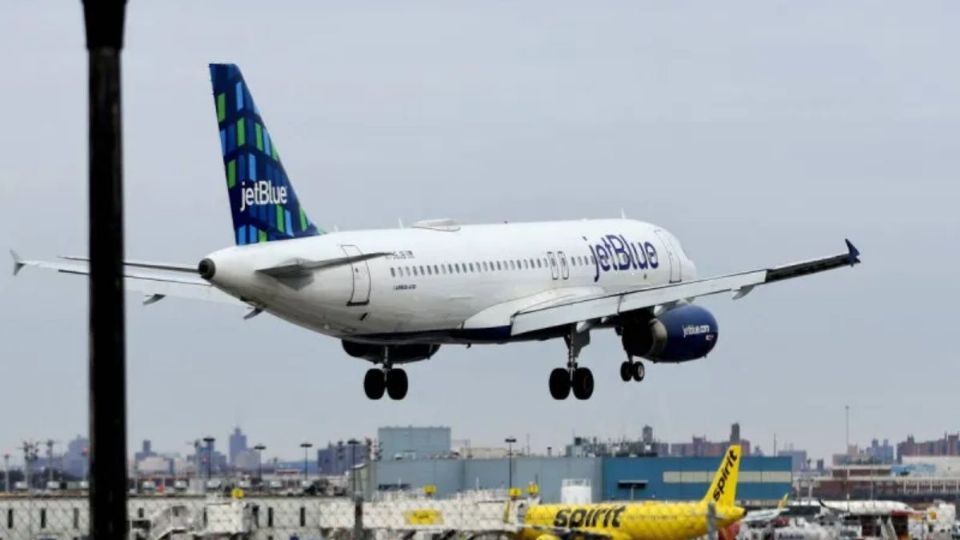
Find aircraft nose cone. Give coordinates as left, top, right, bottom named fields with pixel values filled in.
left=198, top=258, right=216, bottom=280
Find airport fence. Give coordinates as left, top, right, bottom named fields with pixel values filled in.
left=0, top=491, right=728, bottom=540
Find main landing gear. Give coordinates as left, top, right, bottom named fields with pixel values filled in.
left=363, top=348, right=408, bottom=400
left=549, top=331, right=594, bottom=400
left=620, top=357, right=645, bottom=382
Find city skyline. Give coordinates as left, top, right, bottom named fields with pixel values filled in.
left=4, top=423, right=958, bottom=469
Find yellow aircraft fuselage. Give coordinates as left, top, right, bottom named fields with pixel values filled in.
left=520, top=501, right=744, bottom=540
left=517, top=445, right=746, bottom=540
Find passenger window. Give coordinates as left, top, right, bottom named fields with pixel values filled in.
left=427, top=266, right=433, bottom=275
left=433, top=265, right=439, bottom=274
left=537, top=259, right=542, bottom=268
left=390, top=268, right=396, bottom=277
left=455, top=264, right=461, bottom=273
left=509, top=260, right=516, bottom=270
left=447, top=264, right=453, bottom=273
left=419, top=265, right=425, bottom=275
left=413, top=267, right=419, bottom=276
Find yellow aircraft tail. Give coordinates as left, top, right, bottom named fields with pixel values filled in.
left=704, top=444, right=741, bottom=507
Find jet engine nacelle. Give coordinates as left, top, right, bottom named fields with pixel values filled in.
left=621, top=304, right=718, bottom=362
left=341, top=341, right=440, bottom=364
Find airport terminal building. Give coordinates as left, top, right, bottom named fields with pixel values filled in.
left=366, top=454, right=791, bottom=504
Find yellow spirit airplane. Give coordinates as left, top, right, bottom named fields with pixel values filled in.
left=519, top=445, right=745, bottom=540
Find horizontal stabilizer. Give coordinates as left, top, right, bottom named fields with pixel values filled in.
left=257, top=252, right=390, bottom=278
left=10, top=250, right=24, bottom=276
left=59, top=255, right=198, bottom=274
left=11, top=252, right=244, bottom=306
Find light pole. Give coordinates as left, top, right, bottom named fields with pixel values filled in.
left=300, top=442, right=313, bottom=483
left=347, top=439, right=359, bottom=495
left=505, top=437, right=517, bottom=492
left=3, top=453, right=9, bottom=492
left=203, top=437, right=215, bottom=481
left=254, top=444, right=266, bottom=487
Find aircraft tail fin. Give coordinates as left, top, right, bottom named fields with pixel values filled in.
left=208, top=63, right=322, bottom=245
left=704, top=444, right=741, bottom=507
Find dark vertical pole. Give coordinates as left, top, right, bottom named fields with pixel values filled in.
left=353, top=494, right=363, bottom=540
left=81, top=1, right=128, bottom=539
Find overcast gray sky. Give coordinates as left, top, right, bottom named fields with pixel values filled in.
left=1, top=1, right=957, bottom=464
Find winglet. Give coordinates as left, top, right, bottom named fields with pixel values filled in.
left=845, top=239, right=860, bottom=266
left=10, top=250, right=24, bottom=276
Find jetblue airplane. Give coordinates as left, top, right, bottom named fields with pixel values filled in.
left=13, top=64, right=861, bottom=401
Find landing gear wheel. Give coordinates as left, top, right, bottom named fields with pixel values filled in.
left=363, top=369, right=385, bottom=400
left=572, top=367, right=594, bottom=400
left=632, top=361, right=645, bottom=382
left=620, top=361, right=633, bottom=382
left=549, top=368, right=571, bottom=400
left=386, top=369, right=409, bottom=400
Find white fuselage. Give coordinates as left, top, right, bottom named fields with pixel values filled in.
left=203, top=218, right=696, bottom=344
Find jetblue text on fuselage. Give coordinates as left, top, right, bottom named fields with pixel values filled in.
left=238, top=180, right=288, bottom=213
left=586, top=234, right=658, bottom=282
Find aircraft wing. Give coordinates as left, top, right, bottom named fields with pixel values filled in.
left=11, top=251, right=245, bottom=306
left=510, top=240, right=860, bottom=336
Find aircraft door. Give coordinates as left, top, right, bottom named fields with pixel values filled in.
left=654, top=229, right=681, bottom=283
left=557, top=251, right=570, bottom=280
left=547, top=252, right=559, bottom=280
left=340, top=244, right=371, bottom=305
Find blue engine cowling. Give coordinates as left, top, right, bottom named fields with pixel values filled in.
left=621, top=304, right=718, bottom=362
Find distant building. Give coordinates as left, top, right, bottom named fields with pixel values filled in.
left=229, top=427, right=248, bottom=467
left=63, top=436, right=89, bottom=480
left=833, top=440, right=896, bottom=466
left=866, top=439, right=895, bottom=464
left=669, top=423, right=752, bottom=457
left=460, top=447, right=509, bottom=459
left=378, top=427, right=451, bottom=460
left=137, top=456, right=173, bottom=475
left=189, top=440, right=227, bottom=475
left=233, top=449, right=261, bottom=472
left=318, top=440, right=370, bottom=475
left=565, top=437, right=663, bottom=458
left=134, top=440, right=156, bottom=464
left=367, top=454, right=791, bottom=503
left=897, top=434, right=960, bottom=460
left=777, top=448, right=809, bottom=472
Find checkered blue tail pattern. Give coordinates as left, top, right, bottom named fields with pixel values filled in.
left=209, top=63, right=322, bottom=245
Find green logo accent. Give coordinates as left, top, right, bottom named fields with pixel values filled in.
left=227, top=160, right=236, bottom=188
left=237, top=118, right=246, bottom=146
